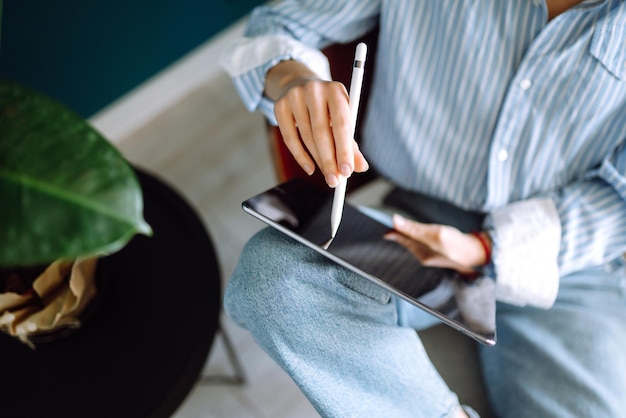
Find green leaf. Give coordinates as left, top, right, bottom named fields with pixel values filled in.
left=0, top=80, right=152, bottom=267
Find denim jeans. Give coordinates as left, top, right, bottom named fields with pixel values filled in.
left=225, top=227, right=626, bottom=417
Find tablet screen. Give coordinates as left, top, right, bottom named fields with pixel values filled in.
left=243, top=178, right=496, bottom=345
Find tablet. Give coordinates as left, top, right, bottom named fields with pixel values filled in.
left=242, top=178, right=496, bottom=345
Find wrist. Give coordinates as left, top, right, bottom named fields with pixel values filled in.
left=265, top=60, right=320, bottom=100
left=471, top=231, right=492, bottom=267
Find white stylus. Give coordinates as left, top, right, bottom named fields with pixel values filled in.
left=330, top=42, right=367, bottom=238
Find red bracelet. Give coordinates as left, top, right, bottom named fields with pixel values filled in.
left=471, top=231, right=492, bottom=266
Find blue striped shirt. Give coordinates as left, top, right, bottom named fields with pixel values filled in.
left=222, top=0, right=626, bottom=307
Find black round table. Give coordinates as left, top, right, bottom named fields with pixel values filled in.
left=0, top=168, right=221, bottom=418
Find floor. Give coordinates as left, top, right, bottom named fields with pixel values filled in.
left=113, top=66, right=321, bottom=417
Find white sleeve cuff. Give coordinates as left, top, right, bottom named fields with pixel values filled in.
left=220, top=34, right=332, bottom=124
left=489, top=198, right=561, bottom=309
left=220, top=34, right=332, bottom=81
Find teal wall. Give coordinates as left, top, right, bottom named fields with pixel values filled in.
left=0, top=1, right=265, bottom=117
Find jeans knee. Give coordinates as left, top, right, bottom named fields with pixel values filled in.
left=224, top=228, right=303, bottom=329
left=224, top=226, right=393, bottom=336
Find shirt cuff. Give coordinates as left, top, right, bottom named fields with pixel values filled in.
left=487, top=198, right=561, bottom=309
left=220, top=34, right=332, bottom=124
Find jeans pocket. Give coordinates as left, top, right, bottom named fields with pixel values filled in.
left=335, top=270, right=392, bottom=305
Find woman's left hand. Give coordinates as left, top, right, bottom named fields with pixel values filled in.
left=384, top=214, right=490, bottom=276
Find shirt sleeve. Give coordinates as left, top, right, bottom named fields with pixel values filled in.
left=485, top=139, right=626, bottom=309
left=219, top=0, right=381, bottom=124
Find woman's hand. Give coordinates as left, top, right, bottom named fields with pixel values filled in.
left=266, top=60, right=369, bottom=187
left=384, top=214, right=491, bottom=276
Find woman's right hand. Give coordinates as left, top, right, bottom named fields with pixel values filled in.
left=266, top=60, right=370, bottom=188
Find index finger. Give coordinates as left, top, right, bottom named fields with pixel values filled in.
left=327, top=86, right=354, bottom=177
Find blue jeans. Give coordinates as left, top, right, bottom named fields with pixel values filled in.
left=224, top=227, right=626, bottom=417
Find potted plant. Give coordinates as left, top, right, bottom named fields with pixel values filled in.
left=0, top=79, right=152, bottom=346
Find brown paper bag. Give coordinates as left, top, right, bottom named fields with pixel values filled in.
left=0, top=257, right=98, bottom=347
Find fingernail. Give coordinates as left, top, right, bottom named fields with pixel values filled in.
left=393, top=214, right=405, bottom=227
left=303, top=164, right=314, bottom=175
left=340, top=163, right=352, bottom=177
left=326, top=173, right=339, bottom=187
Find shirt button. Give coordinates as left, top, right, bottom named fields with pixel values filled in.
left=533, top=0, right=542, bottom=6
left=520, top=79, right=532, bottom=90
left=497, top=149, right=509, bottom=162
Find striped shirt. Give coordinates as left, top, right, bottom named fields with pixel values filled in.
left=221, top=0, right=626, bottom=308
